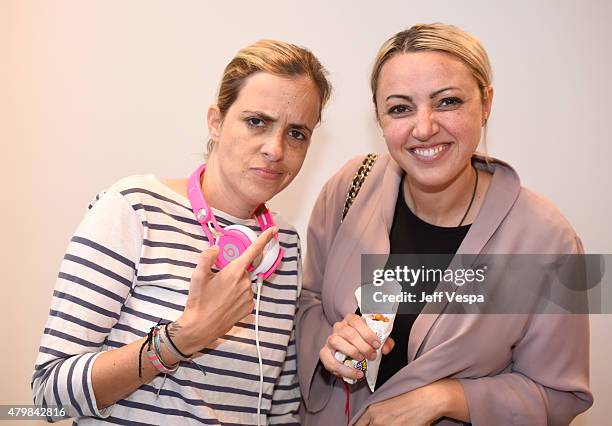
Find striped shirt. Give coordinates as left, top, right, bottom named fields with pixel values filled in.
left=32, top=175, right=301, bottom=425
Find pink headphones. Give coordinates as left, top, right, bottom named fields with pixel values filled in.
left=187, top=164, right=283, bottom=280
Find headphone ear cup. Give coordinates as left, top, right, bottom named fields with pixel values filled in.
left=215, top=225, right=257, bottom=269
left=251, top=238, right=281, bottom=278
left=215, top=224, right=281, bottom=279
left=223, top=225, right=258, bottom=243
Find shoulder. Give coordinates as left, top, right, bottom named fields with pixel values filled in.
left=476, top=156, right=582, bottom=253
left=503, top=186, right=581, bottom=252
left=105, top=174, right=170, bottom=199
left=483, top=156, right=578, bottom=238
left=70, top=177, right=161, bottom=250
left=269, top=212, right=301, bottom=242
left=90, top=174, right=189, bottom=211
left=517, top=186, right=577, bottom=233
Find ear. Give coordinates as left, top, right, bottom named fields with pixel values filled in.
left=482, top=86, right=494, bottom=125
left=207, top=105, right=223, bottom=141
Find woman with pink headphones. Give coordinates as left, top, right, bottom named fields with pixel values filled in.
left=33, top=40, right=331, bottom=425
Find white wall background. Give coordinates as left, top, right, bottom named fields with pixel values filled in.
left=2, top=0, right=610, bottom=424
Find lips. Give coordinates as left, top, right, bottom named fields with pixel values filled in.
left=408, top=143, right=451, bottom=162
left=251, top=167, right=285, bottom=180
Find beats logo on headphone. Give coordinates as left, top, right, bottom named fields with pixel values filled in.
left=223, top=244, right=239, bottom=261
left=187, top=164, right=283, bottom=280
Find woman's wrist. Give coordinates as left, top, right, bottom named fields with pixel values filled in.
left=167, top=317, right=214, bottom=356
left=156, top=332, right=182, bottom=366
left=432, top=379, right=470, bottom=422
left=410, top=381, right=445, bottom=423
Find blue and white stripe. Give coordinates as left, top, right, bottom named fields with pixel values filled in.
left=32, top=175, right=301, bottom=425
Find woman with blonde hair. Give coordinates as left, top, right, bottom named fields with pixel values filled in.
left=297, top=23, right=592, bottom=425
left=33, top=39, right=330, bottom=425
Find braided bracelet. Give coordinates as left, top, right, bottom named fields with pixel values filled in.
left=147, top=326, right=179, bottom=374
left=160, top=324, right=193, bottom=362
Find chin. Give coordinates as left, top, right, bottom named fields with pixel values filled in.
left=242, top=187, right=280, bottom=207
left=407, top=167, right=458, bottom=191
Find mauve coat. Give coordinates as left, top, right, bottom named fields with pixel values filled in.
left=296, top=154, right=592, bottom=425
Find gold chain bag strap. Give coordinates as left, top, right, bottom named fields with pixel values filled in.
left=341, top=153, right=378, bottom=222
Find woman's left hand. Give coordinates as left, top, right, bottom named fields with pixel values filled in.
left=354, top=379, right=469, bottom=426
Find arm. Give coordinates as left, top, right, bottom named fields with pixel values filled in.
left=297, top=156, right=389, bottom=407
left=458, top=237, right=592, bottom=425
left=355, top=379, right=468, bottom=426
left=355, top=322, right=590, bottom=425
left=356, top=238, right=592, bottom=425
left=458, top=313, right=591, bottom=426
left=361, top=325, right=591, bottom=425
left=32, top=190, right=143, bottom=419
left=297, top=156, right=389, bottom=408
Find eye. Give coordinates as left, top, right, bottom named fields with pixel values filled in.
left=289, top=129, right=307, bottom=141
left=437, top=97, right=463, bottom=109
left=246, top=117, right=265, bottom=128
left=387, top=104, right=413, bottom=116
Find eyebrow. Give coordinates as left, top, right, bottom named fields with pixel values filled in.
left=385, top=86, right=460, bottom=102
left=242, top=110, right=313, bottom=134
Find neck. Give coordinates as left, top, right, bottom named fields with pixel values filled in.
left=404, top=163, right=477, bottom=227
left=202, top=156, right=258, bottom=219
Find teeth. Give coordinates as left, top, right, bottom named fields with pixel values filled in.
left=414, top=145, right=445, bottom=157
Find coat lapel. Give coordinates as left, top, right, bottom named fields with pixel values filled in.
left=408, top=156, right=522, bottom=361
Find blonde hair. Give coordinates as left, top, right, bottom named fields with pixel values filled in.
left=370, top=23, right=492, bottom=109
left=208, top=40, right=331, bottom=154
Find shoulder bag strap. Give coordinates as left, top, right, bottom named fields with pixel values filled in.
left=341, top=153, right=378, bottom=223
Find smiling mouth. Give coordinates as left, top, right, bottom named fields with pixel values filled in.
left=409, top=143, right=451, bottom=161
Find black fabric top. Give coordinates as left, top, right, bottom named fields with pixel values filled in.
left=374, top=180, right=470, bottom=390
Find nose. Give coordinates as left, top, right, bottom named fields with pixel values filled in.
left=260, top=130, right=284, bottom=161
left=412, top=109, right=439, bottom=141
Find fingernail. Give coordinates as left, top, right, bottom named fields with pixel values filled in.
left=272, top=226, right=279, bottom=235
left=372, top=340, right=381, bottom=349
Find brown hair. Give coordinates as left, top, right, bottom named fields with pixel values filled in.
left=208, top=40, right=331, bottom=154
left=370, top=23, right=492, bottom=109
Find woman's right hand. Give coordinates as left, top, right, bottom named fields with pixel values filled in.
left=319, top=313, right=395, bottom=381
left=169, top=227, right=279, bottom=356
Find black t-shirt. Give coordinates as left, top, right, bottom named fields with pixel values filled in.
left=374, top=182, right=470, bottom=390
